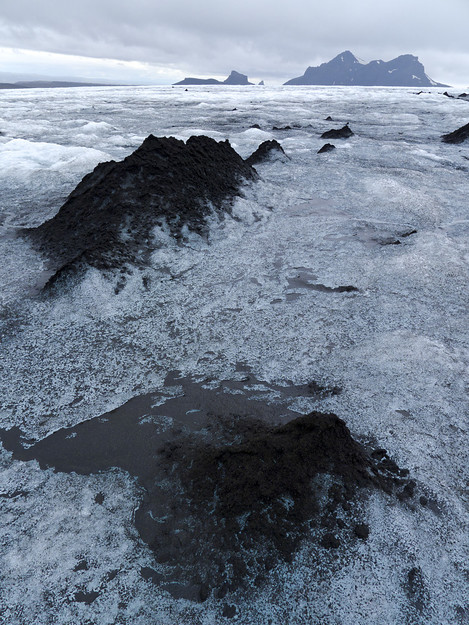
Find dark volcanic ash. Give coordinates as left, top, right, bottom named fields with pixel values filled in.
left=0, top=373, right=422, bottom=603
left=24, top=135, right=259, bottom=290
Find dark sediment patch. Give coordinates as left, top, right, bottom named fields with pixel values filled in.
left=321, top=124, right=354, bottom=139
left=380, top=238, right=401, bottom=246
left=0, top=488, right=28, bottom=499
left=310, top=283, right=358, bottom=293
left=287, top=271, right=358, bottom=294
left=441, top=122, right=469, bottom=144
left=286, top=268, right=358, bottom=295
left=245, top=140, right=288, bottom=166
left=222, top=603, right=237, bottom=618
left=23, top=135, right=258, bottom=290
left=306, top=380, right=341, bottom=398
left=318, top=143, right=336, bottom=153
left=373, top=229, right=417, bottom=247
left=74, top=590, right=100, bottom=605
left=353, top=523, right=370, bottom=540
left=400, top=229, right=418, bottom=238
left=404, top=566, right=430, bottom=619
left=73, top=559, right=89, bottom=572
left=0, top=370, right=419, bottom=602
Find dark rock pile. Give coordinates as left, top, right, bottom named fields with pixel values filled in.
left=245, top=140, right=288, bottom=165
left=318, top=143, right=336, bottom=154
left=24, top=135, right=259, bottom=288
left=321, top=124, right=354, bottom=139
left=441, top=122, right=469, bottom=144
left=443, top=91, right=469, bottom=101
left=0, top=372, right=424, bottom=603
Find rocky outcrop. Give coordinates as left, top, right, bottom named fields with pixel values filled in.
left=318, top=143, right=336, bottom=153
left=321, top=124, right=354, bottom=139
left=24, top=135, right=258, bottom=287
left=443, top=91, right=469, bottom=101
left=441, top=122, right=469, bottom=144
left=285, top=51, right=448, bottom=87
left=245, top=140, right=288, bottom=165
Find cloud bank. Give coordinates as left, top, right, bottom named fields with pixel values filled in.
left=0, top=0, right=468, bottom=85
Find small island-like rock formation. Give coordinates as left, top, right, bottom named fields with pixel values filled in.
left=174, top=70, right=254, bottom=86
left=284, top=51, right=448, bottom=87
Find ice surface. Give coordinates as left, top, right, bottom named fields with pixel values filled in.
left=0, top=138, right=112, bottom=232
left=0, top=85, right=468, bottom=624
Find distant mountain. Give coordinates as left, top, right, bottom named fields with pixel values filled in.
left=284, top=51, right=449, bottom=87
left=223, top=70, right=253, bottom=85
left=0, top=80, right=116, bottom=90
left=174, top=70, right=254, bottom=86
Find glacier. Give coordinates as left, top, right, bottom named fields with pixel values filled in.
left=0, top=84, right=468, bottom=624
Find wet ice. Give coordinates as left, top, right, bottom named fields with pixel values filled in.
left=0, top=85, right=468, bottom=624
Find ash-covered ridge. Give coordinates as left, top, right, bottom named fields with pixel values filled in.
left=24, top=134, right=259, bottom=287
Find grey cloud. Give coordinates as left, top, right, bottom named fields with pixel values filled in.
left=0, top=0, right=468, bottom=84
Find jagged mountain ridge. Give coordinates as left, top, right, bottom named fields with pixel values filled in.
left=284, top=51, right=448, bottom=87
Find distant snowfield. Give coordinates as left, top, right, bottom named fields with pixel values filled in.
left=0, top=85, right=468, bottom=624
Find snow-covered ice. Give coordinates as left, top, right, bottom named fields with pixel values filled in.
left=0, top=84, right=468, bottom=624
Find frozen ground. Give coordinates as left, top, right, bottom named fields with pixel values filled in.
left=0, top=85, right=468, bottom=623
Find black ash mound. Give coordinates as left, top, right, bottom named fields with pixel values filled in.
left=245, top=139, right=288, bottom=165
left=318, top=143, right=336, bottom=154
left=441, top=122, right=469, bottom=144
left=321, top=124, right=354, bottom=140
left=24, top=135, right=259, bottom=288
left=0, top=372, right=423, bottom=603
left=443, top=91, right=469, bottom=101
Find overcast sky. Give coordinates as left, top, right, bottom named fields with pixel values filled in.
left=1, top=0, right=468, bottom=86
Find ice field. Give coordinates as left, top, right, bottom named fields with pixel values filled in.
left=0, top=84, right=468, bottom=624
